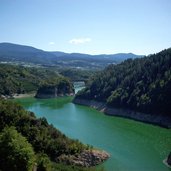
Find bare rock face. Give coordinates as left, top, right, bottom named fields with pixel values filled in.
left=167, top=152, right=171, bottom=166
left=35, top=86, right=58, bottom=98
left=58, top=149, right=110, bottom=167
left=35, top=85, right=74, bottom=99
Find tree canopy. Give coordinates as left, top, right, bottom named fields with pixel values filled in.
left=75, top=48, right=171, bottom=116
left=0, top=99, right=104, bottom=171
left=0, top=126, right=35, bottom=171
left=0, top=64, right=74, bottom=96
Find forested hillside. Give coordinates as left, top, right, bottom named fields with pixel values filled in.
left=59, top=68, right=95, bottom=81
left=75, top=48, right=171, bottom=116
left=0, top=99, right=106, bottom=171
left=0, top=64, right=74, bottom=96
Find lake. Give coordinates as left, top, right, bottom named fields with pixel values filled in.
left=15, top=96, right=171, bottom=171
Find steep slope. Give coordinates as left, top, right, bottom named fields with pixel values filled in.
left=74, top=48, right=171, bottom=126
left=35, top=78, right=74, bottom=98
left=0, top=99, right=109, bottom=170
left=0, top=64, right=74, bottom=97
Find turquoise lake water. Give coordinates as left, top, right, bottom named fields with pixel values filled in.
left=15, top=96, right=171, bottom=171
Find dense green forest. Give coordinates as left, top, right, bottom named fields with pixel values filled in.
left=75, top=48, right=171, bottom=116
left=58, top=68, right=95, bottom=82
left=0, top=99, right=104, bottom=171
left=0, top=64, right=74, bottom=96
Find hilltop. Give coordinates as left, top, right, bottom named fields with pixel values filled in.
left=0, top=42, right=142, bottom=69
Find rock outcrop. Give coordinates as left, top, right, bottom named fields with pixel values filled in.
left=73, top=98, right=171, bottom=128
left=35, top=85, right=74, bottom=99
left=58, top=149, right=110, bottom=167
left=167, top=152, right=171, bottom=166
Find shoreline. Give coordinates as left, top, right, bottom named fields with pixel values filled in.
left=163, top=158, right=171, bottom=169
left=13, top=93, right=35, bottom=99
left=35, top=93, right=74, bottom=99
left=58, top=149, right=110, bottom=167
left=1, top=93, right=35, bottom=99
left=73, top=98, right=171, bottom=128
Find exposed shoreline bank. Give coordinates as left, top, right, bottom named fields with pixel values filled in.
left=1, top=93, right=35, bottom=99
left=73, top=98, right=171, bottom=128
left=163, top=159, right=171, bottom=169
left=13, top=93, right=35, bottom=99
left=1, top=92, right=74, bottom=99
left=35, top=93, right=74, bottom=99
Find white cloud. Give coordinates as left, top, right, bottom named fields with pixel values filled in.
left=69, top=38, right=91, bottom=44
left=49, top=42, right=55, bottom=45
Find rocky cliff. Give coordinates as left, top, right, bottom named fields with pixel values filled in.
left=35, top=84, right=74, bottom=99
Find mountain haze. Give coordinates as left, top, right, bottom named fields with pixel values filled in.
left=0, top=43, right=143, bottom=69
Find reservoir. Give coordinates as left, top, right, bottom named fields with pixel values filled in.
left=15, top=96, right=171, bottom=171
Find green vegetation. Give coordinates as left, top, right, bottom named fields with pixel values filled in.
left=0, top=64, right=74, bottom=96
left=52, top=164, right=105, bottom=171
left=0, top=100, right=85, bottom=159
left=59, top=68, right=95, bottom=82
left=0, top=127, right=35, bottom=171
left=0, top=99, right=104, bottom=171
left=76, top=48, right=171, bottom=116
left=0, top=43, right=142, bottom=70
left=35, top=77, right=74, bottom=98
left=36, top=153, right=52, bottom=171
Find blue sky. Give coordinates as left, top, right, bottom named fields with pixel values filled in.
left=0, top=0, right=171, bottom=55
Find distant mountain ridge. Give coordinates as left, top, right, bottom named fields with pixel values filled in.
left=0, top=43, right=57, bottom=65
left=0, top=42, right=143, bottom=69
